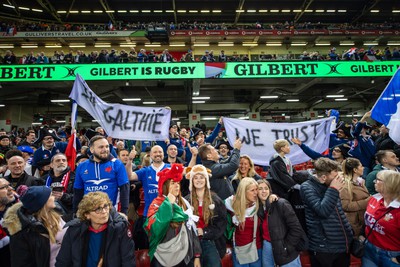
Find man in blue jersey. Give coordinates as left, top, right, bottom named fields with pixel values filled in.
left=130, top=145, right=170, bottom=217
left=73, top=135, right=129, bottom=215
left=130, top=145, right=170, bottom=249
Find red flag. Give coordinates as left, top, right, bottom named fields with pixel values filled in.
left=65, top=131, right=76, bottom=171
left=65, top=101, right=78, bottom=171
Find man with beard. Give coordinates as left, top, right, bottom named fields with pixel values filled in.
left=0, top=178, right=17, bottom=267
left=4, top=150, right=42, bottom=188
left=45, top=153, right=75, bottom=218
left=73, top=136, right=129, bottom=215
left=130, top=145, right=170, bottom=218
left=130, top=145, right=170, bottom=249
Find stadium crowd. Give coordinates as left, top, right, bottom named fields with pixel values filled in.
left=0, top=108, right=399, bottom=267
left=1, top=20, right=400, bottom=33
left=1, top=44, right=400, bottom=65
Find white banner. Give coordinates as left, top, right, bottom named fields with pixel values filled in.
left=69, top=74, right=170, bottom=141
left=223, top=117, right=334, bottom=166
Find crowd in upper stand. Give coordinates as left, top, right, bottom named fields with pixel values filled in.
left=1, top=45, right=400, bottom=65
left=1, top=20, right=400, bottom=33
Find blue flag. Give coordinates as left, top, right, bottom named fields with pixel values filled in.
left=371, top=67, right=400, bottom=144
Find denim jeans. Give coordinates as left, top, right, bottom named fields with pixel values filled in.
left=232, top=247, right=262, bottom=267
left=281, top=256, right=301, bottom=267
left=262, top=240, right=275, bottom=267
left=362, top=241, right=400, bottom=267
left=200, top=239, right=221, bottom=267
left=262, top=240, right=301, bottom=267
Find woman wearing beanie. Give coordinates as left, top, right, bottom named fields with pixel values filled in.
left=257, top=180, right=304, bottom=267
left=185, top=164, right=227, bottom=267
left=55, top=191, right=135, bottom=267
left=225, top=177, right=262, bottom=267
left=3, top=185, right=67, bottom=267
left=144, top=163, right=201, bottom=267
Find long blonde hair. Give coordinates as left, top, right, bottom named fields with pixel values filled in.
left=232, top=177, right=259, bottom=228
left=35, top=208, right=61, bottom=244
left=342, top=157, right=362, bottom=196
left=232, top=155, right=257, bottom=181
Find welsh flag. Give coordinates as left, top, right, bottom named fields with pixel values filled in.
left=65, top=101, right=78, bottom=171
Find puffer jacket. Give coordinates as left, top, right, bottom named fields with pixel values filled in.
left=258, top=198, right=303, bottom=266
left=300, top=175, right=353, bottom=253
left=55, top=208, right=135, bottom=267
left=3, top=202, right=50, bottom=267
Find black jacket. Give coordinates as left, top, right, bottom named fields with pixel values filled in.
left=4, top=203, right=50, bottom=267
left=5, top=172, right=43, bottom=189
left=267, top=154, right=297, bottom=199
left=300, top=176, right=353, bottom=253
left=185, top=193, right=227, bottom=259
left=45, top=167, right=75, bottom=213
left=55, top=208, right=135, bottom=267
left=202, top=148, right=240, bottom=200
left=258, top=199, right=303, bottom=265
left=231, top=173, right=262, bottom=193
left=374, top=133, right=396, bottom=151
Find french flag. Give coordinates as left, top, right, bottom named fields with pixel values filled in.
left=65, top=101, right=78, bottom=171
left=371, top=68, right=400, bottom=144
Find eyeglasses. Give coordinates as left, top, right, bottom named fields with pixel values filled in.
left=219, top=146, right=228, bottom=149
left=373, top=178, right=384, bottom=184
left=0, top=184, right=13, bottom=190
left=92, top=204, right=110, bottom=214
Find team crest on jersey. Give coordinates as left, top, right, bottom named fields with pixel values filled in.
left=127, top=229, right=132, bottom=238
left=105, top=166, right=112, bottom=173
left=384, top=213, right=394, bottom=221
left=44, top=154, right=49, bottom=159
left=84, top=169, right=88, bottom=174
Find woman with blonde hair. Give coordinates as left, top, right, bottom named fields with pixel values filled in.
left=225, top=177, right=261, bottom=267
left=361, top=170, right=400, bottom=267
left=55, top=191, right=135, bottom=267
left=4, top=186, right=67, bottom=267
left=230, top=155, right=262, bottom=192
left=186, top=164, right=227, bottom=267
left=339, top=157, right=370, bottom=237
